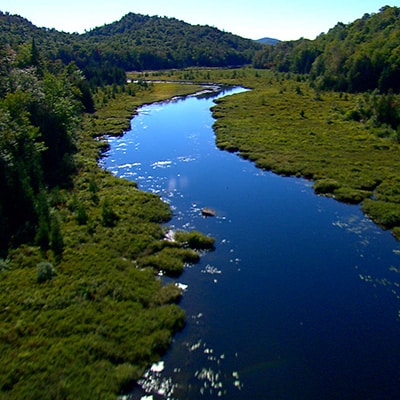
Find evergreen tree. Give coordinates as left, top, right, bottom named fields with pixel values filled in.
left=49, top=214, right=64, bottom=258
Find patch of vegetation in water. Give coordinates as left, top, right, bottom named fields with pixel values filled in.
left=175, top=230, right=216, bottom=250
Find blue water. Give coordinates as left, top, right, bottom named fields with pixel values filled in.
left=103, top=87, right=400, bottom=400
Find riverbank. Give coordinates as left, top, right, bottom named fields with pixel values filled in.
left=129, top=68, right=400, bottom=239
left=211, top=73, right=400, bottom=238
left=0, top=82, right=214, bottom=399
left=104, top=77, right=400, bottom=400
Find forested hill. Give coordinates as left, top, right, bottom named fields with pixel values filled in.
left=80, top=13, right=261, bottom=69
left=253, top=5, right=400, bottom=93
left=0, top=12, right=73, bottom=50
left=0, top=11, right=261, bottom=84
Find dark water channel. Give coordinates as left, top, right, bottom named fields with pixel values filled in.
left=103, top=87, right=400, bottom=399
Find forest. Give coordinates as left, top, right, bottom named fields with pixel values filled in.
left=1, top=5, right=400, bottom=399
left=253, top=6, right=400, bottom=94
left=0, top=11, right=261, bottom=87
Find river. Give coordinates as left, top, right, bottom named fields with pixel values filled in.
left=102, top=86, right=400, bottom=400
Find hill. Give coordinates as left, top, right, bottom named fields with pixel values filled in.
left=253, top=5, right=400, bottom=93
left=256, top=37, right=279, bottom=45
left=0, top=12, right=73, bottom=53
left=84, top=13, right=261, bottom=68
left=0, top=11, right=261, bottom=84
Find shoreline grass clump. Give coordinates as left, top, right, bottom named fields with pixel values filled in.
left=174, top=230, right=216, bottom=250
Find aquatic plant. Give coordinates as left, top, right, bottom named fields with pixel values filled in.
left=175, top=230, right=216, bottom=250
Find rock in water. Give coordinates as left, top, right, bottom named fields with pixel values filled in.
left=201, top=207, right=216, bottom=217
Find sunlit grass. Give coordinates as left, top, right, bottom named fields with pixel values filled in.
left=127, top=68, right=400, bottom=238
left=197, top=69, right=400, bottom=238
left=0, top=81, right=211, bottom=399
left=4, top=67, right=400, bottom=398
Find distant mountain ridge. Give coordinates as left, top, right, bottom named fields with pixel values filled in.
left=256, top=37, right=280, bottom=45
left=3, top=6, right=400, bottom=94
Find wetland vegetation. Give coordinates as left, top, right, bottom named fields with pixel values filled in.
left=2, top=5, right=400, bottom=399
left=135, top=67, right=400, bottom=239
left=0, top=65, right=213, bottom=398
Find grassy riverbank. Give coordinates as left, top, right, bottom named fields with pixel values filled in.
left=0, top=82, right=213, bottom=399
left=131, top=68, right=400, bottom=239
left=3, top=67, right=400, bottom=398
left=212, top=73, right=400, bottom=238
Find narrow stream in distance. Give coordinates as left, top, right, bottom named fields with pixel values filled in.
left=103, top=86, right=400, bottom=400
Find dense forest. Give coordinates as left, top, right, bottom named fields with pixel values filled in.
left=0, top=11, right=261, bottom=87
left=253, top=6, right=400, bottom=93
left=0, top=40, right=84, bottom=256
left=1, top=5, right=400, bottom=398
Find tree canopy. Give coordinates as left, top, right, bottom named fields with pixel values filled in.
left=0, top=11, right=261, bottom=87
left=253, top=6, right=400, bottom=93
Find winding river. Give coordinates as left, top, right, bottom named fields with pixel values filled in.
left=103, top=86, right=400, bottom=400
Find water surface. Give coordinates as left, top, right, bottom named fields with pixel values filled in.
left=103, top=87, right=400, bottom=399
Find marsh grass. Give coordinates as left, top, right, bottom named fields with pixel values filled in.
left=0, top=82, right=209, bottom=399
left=183, top=69, right=400, bottom=238
left=4, top=68, right=400, bottom=398
left=174, top=230, right=216, bottom=250
left=137, top=68, right=400, bottom=238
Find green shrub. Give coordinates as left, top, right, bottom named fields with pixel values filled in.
left=0, top=258, right=10, bottom=272
left=362, top=199, right=400, bottom=228
left=333, top=187, right=370, bottom=204
left=392, top=226, right=400, bottom=240
left=76, top=203, right=89, bottom=225
left=101, top=198, right=119, bottom=227
left=50, top=215, right=64, bottom=257
left=152, top=283, right=183, bottom=305
left=113, top=363, right=143, bottom=393
left=37, top=261, right=57, bottom=283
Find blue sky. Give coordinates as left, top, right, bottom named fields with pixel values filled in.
left=1, top=0, right=398, bottom=40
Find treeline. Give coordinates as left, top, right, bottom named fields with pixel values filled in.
left=253, top=6, right=400, bottom=94
left=0, top=11, right=261, bottom=87
left=3, top=6, right=400, bottom=96
left=0, top=39, right=94, bottom=256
